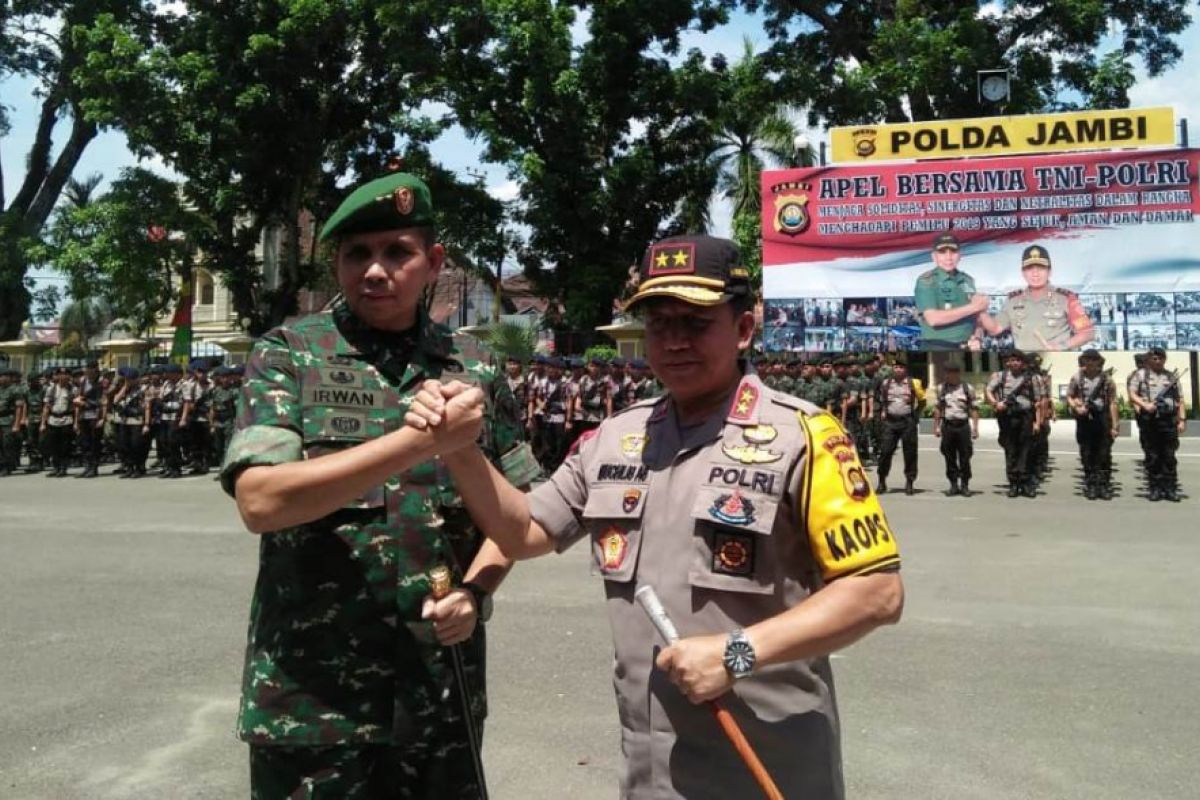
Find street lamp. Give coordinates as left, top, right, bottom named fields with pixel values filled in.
left=793, top=133, right=813, bottom=168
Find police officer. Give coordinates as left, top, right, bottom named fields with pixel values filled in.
left=932, top=363, right=980, bottom=496
left=913, top=233, right=989, bottom=350
left=573, top=355, right=611, bottom=438
left=1028, top=353, right=1052, bottom=483
left=221, top=168, right=527, bottom=798
left=608, top=356, right=631, bottom=413
left=40, top=366, right=76, bottom=477
left=978, top=245, right=1095, bottom=350
left=181, top=359, right=214, bottom=474
left=112, top=366, right=152, bottom=478
left=532, top=356, right=570, bottom=470
left=406, top=233, right=903, bottom=799
left=73, top=359, right=104, bottom=477
left=874, top=357, right=923, bottom=495
left=157, top=363, right=187, bottom=478
left=986, top=350, right=1045, bottom=498
left=1066, top=350, right=1119, bottom=500
left=1127, top=347, right=1187, bottom=501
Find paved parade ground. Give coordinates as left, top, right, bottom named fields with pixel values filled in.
left=2, top=435, right=1199, bottom=799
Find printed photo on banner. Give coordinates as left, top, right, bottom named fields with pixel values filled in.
left=761, top=141, right=1200, bottom=352
left=804, top=328, right=846, bottom=352
left=846, top=327, right=886, bottom=352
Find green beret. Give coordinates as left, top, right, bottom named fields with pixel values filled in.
left=318, top=172, right=435, bottom=242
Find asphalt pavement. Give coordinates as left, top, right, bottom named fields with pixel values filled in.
left=1, top=434, right=1198, bottom=799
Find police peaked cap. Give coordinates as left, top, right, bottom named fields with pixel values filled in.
left=610, top=357, right=627, bottom=367
left=1021, top=245, right=1051, bottom=268
left=164, top=363, right=184, bottom=374
left=319, top=172, right=435, bottom=242
left=625, top=235, right=750, bottom=310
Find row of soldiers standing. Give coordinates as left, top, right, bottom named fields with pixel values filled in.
left=0, top=359, right=243, bottom=480
left=503, top=354, right=662, bottom=472
left=754, top=349, right=1188, bottom=502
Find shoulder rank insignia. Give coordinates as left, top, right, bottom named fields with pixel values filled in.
left=601, top=527, right=629, bottom=571
left=729, top=381, right=760, bottom=421
left=742, top=424, right=777, bottom=445
left=709, top=490, right=756, bottom=526
left=722, top=443, right=784, bottom=465
left=620, top=432, right=647, bottom=459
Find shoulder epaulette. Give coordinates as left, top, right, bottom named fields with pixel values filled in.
left=611, top=395, right=661, bottom=418
left=916, top=269, right=936, bottom=284
left=1052, top=286, right=1076, bottom=297
left=1007, top=289, right=1023, bottom=298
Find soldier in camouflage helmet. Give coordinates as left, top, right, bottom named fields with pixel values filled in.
left=220, top=169, right=528, bottom=798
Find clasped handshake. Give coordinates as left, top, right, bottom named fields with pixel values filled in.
left=404, top=379, right=486, bottom=454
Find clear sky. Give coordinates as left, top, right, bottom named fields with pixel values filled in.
left=2, top=7, right=1198, bottom=293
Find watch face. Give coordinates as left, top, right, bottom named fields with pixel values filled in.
left=724, top=639, right=756, bottom=677
left=982, top=76, right=1008, bottom=101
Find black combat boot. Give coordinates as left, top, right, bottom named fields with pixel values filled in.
left=875, top=478, right=887, bottom=494
left=1007, top=484, right=1020, bottom=498
left=904, top=479, right=915, bottom=495
left=947, top=480, right=959, bottom=496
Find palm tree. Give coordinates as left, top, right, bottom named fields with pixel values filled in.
left=62, top=173, right=104, bottom=210
left=710, top=39, right=810, bottom=220
left=58, top=297, right=114, bottom=353
left=478, top=319, right=539, bottom=363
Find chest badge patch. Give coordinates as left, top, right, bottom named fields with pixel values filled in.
left=622, top=489, right=642, bottom=513
left=713, top=531, right=755, bottom=576
left=742, top=424, right=777, bottom=445
left=709, top=490, right=756, bottom=526
left=620, top=432, right=647, bottom=459
left=722, top=443, right=784, bottom=465
left=601, top=527, right=629, bottom=571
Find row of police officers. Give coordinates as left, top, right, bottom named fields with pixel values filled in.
left=0, top=360, right=242, bottom=480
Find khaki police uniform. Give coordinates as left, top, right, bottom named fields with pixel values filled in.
left=934, top=380, right=977, bottom=490
left=992, top=286, right=1090, bottom=350
left=528, top=373, right=900, bottom=799
left=987, top=367, right=1042, bottom=492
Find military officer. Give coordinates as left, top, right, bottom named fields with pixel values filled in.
left=873, top=357, right=923, bottom=495
left=986, top=350, right=1045, bottom=498
left=1127, top=347, right=1187, bottom=501
left=978, top=245, right=1095, bottom=350
left=405, top=233, right=903, bottom=799
left=1066, top=350, right=1119, bottom=500
left=220, top=169, right=528, bottom=798
left=932, top=363, right=979, bottom=496
left=22, top=371, right=46, bottom=473
left=0, top=368, right=26, bottom=475
left=913, top=233, right=989, bottom=351
left=208, top=366, right=240, bottom=467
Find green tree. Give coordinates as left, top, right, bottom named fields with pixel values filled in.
left=0, top=1, right=154, bottom=339
left=438, top=0, right=730, bottom=332
left=32, top=168, right=202, bottom=334
left=74, top=0, right=477, bottom=335
left=478, top=319, right=540, bottom=362
left=57, top=296, right=114, bottom=352
left=745, top=0, right=1193, bottom=123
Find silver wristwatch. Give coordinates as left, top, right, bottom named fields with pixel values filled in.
left=723, top=628, right=757, bottom=679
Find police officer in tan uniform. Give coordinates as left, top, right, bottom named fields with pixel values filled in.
left=405, top=234, right=904, bottom=799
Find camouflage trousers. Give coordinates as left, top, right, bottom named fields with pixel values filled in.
left=249, top=737, right=485, bottom=800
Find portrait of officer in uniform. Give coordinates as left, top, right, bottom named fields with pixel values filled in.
left=977, top=244, right=1095, bottom=350
left=913, top=233, right=990, bottom=351
left=405, top=234, right=904, bottom=799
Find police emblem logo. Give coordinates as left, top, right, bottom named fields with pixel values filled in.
left=394, top=186, right=415, bottom=216
left=601, top=527, right=629, bottom=571
left=330, top=416, right=363, bottom=435
left=722, top=443, right=784, bottom=465
left=773, top=193, right=810, bottom=236
left=712, top=532, right=754, bottom=576
left=852, top=127, right=877, bottom=157
left=620, top=432, right=647, bottom=459
left=742, top=424, right=777, bottom=445
left=647, top=242, right=696, bottom=277
left=709, top=490, right=756, bottom=526
left=622, top=488, right=642, bottom=513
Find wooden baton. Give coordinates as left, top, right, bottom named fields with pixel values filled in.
left=634, top=586, right=784, bottom=800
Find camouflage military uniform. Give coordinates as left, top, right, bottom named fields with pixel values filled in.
left=209, top=373, right=240, bottom=467
left=220, top=299, right=521, bottom=798
left=23, top=374, right=45, bottom=472
left=0, top=372, right=26, bottom=474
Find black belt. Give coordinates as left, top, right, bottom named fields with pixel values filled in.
left=943, top=418, right=969, bottom=425
left=886, top=413, right=914, bottom=420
